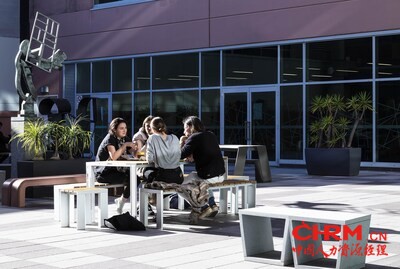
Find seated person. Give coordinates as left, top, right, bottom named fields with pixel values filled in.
left=180, top=116, right=225, bottom=218
left=145, top=117, right=183, bottom=184
left=95, top=117, right=136, bottom=214
left=132, top=115, right=153, bottom=158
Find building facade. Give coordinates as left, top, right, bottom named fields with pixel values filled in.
left=30, top=0, right=400, bottom=167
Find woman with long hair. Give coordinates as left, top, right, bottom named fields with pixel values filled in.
left=95, top=117, right=136, bottom=214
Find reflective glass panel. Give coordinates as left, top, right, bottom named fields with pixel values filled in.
left=376, top=35, right=400, bottom=78
left=306, top=83, right=372, bottom=161
left=281, top=44, right=302, bottom=83
left=281, top=85, right=303, bottom=159
left=112, top=93, right=132, bottom=135
left=134, top=57, right=150, bottom=90
left=201, top=89, right=220, bottom=138
left=223, top=47, right=277, bottom=86
left=77, top=63, right=90, bottom=93
left=133, top=93, right=150, bottom=132
left=92, top=61, right=111, bottom=92
left=377, top=81, right=400, bottom=162
left=306, top=38, right=372, bottom=81
left=252, top=91, right=276, bottom=161
left=93, top=97, right=109, bottom=155
left=112, top=59, right=132, bottom=92
left=202, top=51, right=220, bottom=87
left=224, top=92, right=247, bottom=145
left=152, top=90, right=198, bottom=136
left=153, top=53, right=199, bottom=89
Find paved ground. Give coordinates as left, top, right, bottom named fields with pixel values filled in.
left=1, top=165, right=400, bottom=268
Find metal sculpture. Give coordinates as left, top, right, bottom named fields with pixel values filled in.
left=15, top=12, right=67, bottom=117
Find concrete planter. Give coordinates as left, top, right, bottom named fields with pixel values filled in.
left=305, top=148, right=361, bottom=176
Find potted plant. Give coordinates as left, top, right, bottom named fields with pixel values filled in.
left=62, top=115, right=92, bottom=159
left=10, top=119, right=47, bottom=160
left=305, top=91, right=373, bottom=176
left=44, top=120, right=65, bottom=160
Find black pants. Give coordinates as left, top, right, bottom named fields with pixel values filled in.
left=145, top=167, right=184, bottom=184
left=96, top=167, right=133, bottom=199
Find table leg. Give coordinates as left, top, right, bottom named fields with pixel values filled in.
left=129, top=164, right=138, bottom=217
left=86, top=164, right=95, bottom=222
left=234, top=147, right=247, bottom=176
left=76, top=193, right=85, bottom=230
left=256, top=146, right=272, bottom=182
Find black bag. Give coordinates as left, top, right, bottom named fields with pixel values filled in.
left=104, top=212, right=145, bottom=231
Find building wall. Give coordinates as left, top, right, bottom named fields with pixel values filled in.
left=30, top=0, right=400, bottom=60
left=0, top=0, right=20, bottom=133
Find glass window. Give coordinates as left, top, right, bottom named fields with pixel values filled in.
left=77, top=63, right=90, bottom=93
left=134, top=57, right=150, bottom=90
left=201, top=89, right=220, bottom=138
left=153, top=53, right=199, bottom=89
left=307, top=83, right=373, bottom=161
left=376, top=81, right=400, bottom=162
left=223, top=47, right=277, bottom=86
left=112, top=59, right=132, bottom=92
left=92, top=61, right=111, bottom=92
left=281, top=44, right=302, bottom=83
left=133, top=93, right=150, bottom=132
left=64, top=64, right=76, bottom=113
left=306, top=38, right=372, bottom=81
left=376, top=35, right=400, bottom=78
left=94, top=0, right=152, bottom=6
left=280, top=86, right=303, bottom=159
left=202, top=51, right=220, bottom=87
left=152, top=90, right=199, bottom=136
left=112, top=93, right=132, bottom=135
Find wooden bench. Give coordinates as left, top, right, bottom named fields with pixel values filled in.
left=239, top=206, right=371, bottom=268
left=54, top=182, right=124, bottom=221
left=59, top=187, right=108, bottom=230
left=3, top=174, right=86, bottom=207
left=140, top=179, right=257, bottom=229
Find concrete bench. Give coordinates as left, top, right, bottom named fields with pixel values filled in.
left=140, top=179, right=257, bottom=229
left=3, top=174, right=86, bottom=207
left=239, top=206, right=371, bottom=269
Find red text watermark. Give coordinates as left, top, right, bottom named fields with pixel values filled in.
left=291, top=222, right=388, bottom=257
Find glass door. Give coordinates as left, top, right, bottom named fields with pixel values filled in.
left=222, top=87, right=277, bottom=162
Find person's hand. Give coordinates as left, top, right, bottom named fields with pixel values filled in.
left=123, top=142, right=137, bottom=154
left=180, top=136, right=188, bottom=148
left=185, top=155, right=194, bottom=162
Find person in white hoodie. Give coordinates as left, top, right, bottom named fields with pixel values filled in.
left=145, top=117, right=183, bottom=184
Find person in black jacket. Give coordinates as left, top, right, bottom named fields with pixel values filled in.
left=181, top=116, right=225, bottom=218
left=95, top=117, right=136, bottom=214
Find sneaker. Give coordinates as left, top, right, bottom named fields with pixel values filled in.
left=208, top=205, right=219, bottom=217
left=136, top=203, right=155, bottom=216
left=189, top=211, right=199, bottom=224
left=148, top=204, right=155, bottom=216
left=115, top=197, right=126, bottom=214
left=199, top=206, right=213, bottom=219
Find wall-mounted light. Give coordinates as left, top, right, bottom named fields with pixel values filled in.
left=39, top=85, right=49, bottom=94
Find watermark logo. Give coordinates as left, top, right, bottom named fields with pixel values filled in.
left=291, top=222, right=388, bottom=257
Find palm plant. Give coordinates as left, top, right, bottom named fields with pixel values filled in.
left=10, top=119, right=47, bottom=160
left=62, top=115, right=92, bottom=159
left=44, top=120, right=65, bottom=160
left=309, top=91, right=372, bottom=148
